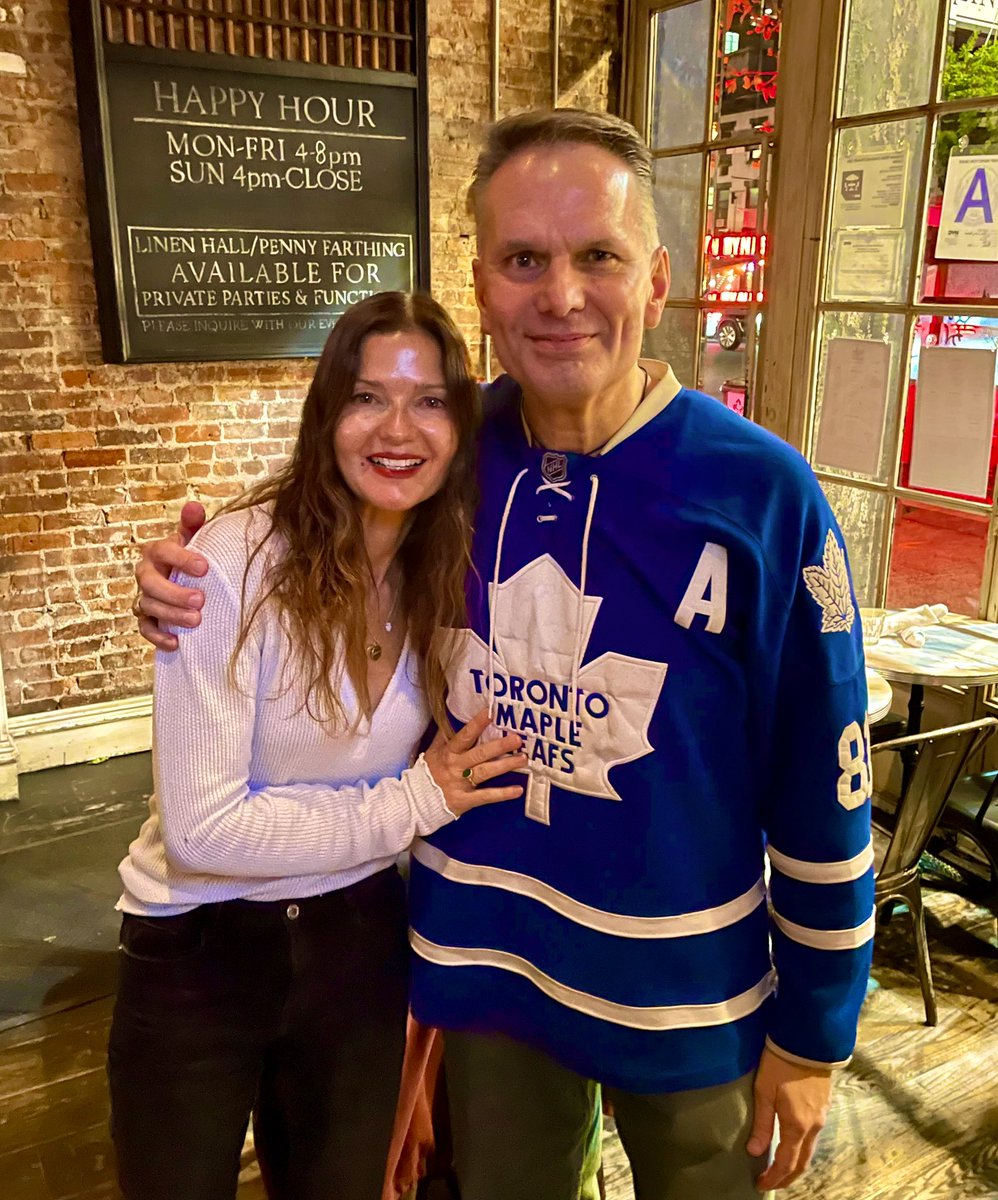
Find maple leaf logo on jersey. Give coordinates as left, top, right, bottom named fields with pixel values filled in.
left=803, top=530, right=855, bottom=633
left=445, top=555, right=668, bottom=825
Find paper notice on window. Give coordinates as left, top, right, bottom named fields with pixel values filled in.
left=815, top=338, right=891, bottom=477
left=937, top=153, right=998, bottom=261
left=909, top=347, right=996, bottom=497
left=828, top=229, right=905, bottom=302
left=836, top=148, right=909, bottom=228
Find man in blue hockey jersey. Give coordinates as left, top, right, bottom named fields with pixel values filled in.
left=135, top=109, right=874, bottom=1199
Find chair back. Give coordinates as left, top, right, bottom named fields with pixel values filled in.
left=872, top=717, right=998, bottom=884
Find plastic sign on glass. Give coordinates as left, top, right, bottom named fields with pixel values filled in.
left=937, top=152, right=998, bottom=262
left=909, top=346, right=996, bottom=498
left=815, top=338, right=891, bottom=478
left=950, top=0, right=998, bottom=30
left=835, top=148, right=908, bottom=229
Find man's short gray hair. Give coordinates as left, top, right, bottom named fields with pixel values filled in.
left=468, top=108, right=661, bottom=251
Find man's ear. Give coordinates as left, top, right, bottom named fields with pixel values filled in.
left=473, top=258, right=492, bottom=336
left=644, top=245, right=671, bottom=329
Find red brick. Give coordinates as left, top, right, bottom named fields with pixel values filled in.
left=4, top=172, right=66, bottom=193
left=174, top=424, right=222, bottom=443
left=63, top=447, right=127, bottom=468
left=2, top=238, right=47, bottom=261
left=0, top=515, right=41, bottom=536
left=30, top=430, right=95, bottom=451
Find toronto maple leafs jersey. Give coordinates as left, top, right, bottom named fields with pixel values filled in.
left=408, top=370, right=875, bottom=1094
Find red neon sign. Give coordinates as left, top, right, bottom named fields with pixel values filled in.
left=704, top=233, right=768, bottom=258
left=704, top=290, right=765, bottom=303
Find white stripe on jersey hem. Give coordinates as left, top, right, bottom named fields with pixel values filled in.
left=409, top=929, right=777, bottom=1030
left=766, top=840, right=874, bottom=884
left=411, top=840, right=766, bottom=939
left=770, top=907, right=876, bottom=950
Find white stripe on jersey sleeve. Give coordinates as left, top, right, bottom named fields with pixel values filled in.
left=770, top=907, right=876, bottom=951
left=766, top=840, right=874, bottom=884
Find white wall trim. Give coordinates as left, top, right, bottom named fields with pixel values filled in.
left=8, top=694, right=152, bottom=777
left=0, top=640, right=17, bottom=801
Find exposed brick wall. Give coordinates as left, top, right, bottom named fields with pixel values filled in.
left=0, top=0, right=619, bottom=718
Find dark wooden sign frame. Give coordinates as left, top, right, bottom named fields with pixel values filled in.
left=70, top=2, right=430, bottom=363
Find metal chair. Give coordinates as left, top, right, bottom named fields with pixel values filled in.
left=939, top=767, right=998, bottom=895
left=870, top=716, right=998, bottom=1026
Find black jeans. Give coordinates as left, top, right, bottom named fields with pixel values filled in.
left=108, top=868, right=409, bottom=1200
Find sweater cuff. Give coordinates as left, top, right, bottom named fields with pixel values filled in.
left=764, top=1035, right=847, bottom=1072
left=410, top=753, right=459, bottom=831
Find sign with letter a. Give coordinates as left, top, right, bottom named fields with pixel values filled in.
left=937, top=152, right=998, bottom=261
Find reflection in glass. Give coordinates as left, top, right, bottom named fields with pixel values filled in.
left=900, top=315, right=998, bottom=503
left=712, top=1, right=780, bottom=138
left=819, top=480, right=887, bottom=607
left=839, top=0, right=936, bottom=117
left=698, top=313, right=749, bottom=407
left=649, top=0, right=711, bottom=151
left=921, top=111, right=998, bottom=301
left=700, top=147, right=762, bottom=243
left=825, top=118, right=926, bottom=304
left=699, top=147, right=767, bottom=410
left=653, top=153, right=704, bottom=300
left=644, top=307, right=700, bottom=388
left=811, top=312, right=905, bottom=484
left=941, top=8, right=998, bottom=106
left=887, top=500, right=989, bottom=616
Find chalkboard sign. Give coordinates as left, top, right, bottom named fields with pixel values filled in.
left=70, top=5, right=429, bottom=363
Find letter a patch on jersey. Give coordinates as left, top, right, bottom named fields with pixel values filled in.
left=674, top=542, right=728, bottom=634
left=803, top=531, right=855, bottom=633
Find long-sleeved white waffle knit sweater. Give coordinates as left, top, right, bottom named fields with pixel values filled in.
left=118, top=506, right=454, bottom=915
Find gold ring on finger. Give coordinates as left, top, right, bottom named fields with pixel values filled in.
left=462, top=766, right=478, bottom=787
left=131, top=595, right=143, bottom=618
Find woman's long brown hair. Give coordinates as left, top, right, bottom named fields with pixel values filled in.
left=220, top=291, right=479, bottom=730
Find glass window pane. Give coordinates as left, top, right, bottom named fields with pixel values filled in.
left=644, top=307, right=700, bottom=388
left=825, top=118, right=926, bottom=304
left=819, top=480, right=888, bottom=607
left=653, top=152, right=704, bottom=300
left=649, top=0, right=712, bottom=150
left=887, top=500, right=989, bottom=616
left=713, top=1, right=781, bottom=138
left=704, top=148, right=767, bottom=246
left=839, top=0, right=937, bottom=117
left=699, top=312, right=751, bottom=407
left=921, top=111, right=998, bottom=300
left=942, top=5, right=998, bottom=105
left=811, top=312, right=906, bottom=484
left=899, top=315, right=998, bottom=503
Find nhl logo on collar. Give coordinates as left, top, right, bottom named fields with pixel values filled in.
left=541, top=452, right=569, bottom=484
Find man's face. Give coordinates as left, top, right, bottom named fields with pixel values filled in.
left=473, top=143, right=670, bottom=407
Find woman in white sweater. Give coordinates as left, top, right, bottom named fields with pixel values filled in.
left=108, top=292, right=526, bottom=1200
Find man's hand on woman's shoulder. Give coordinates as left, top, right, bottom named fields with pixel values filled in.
left=134, top=500, right=209, bottom=651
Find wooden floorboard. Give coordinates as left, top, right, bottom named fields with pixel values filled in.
left=0, top=1002, right=265, bottom=1200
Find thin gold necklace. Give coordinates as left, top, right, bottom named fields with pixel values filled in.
left=521, top=365, right=652, bottom=453
left=366, top=580, right=400, bottom=662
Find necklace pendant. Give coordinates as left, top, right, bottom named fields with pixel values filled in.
left=384, top=621, right=393, bottom=633
left=366, top=641, right=382, bottom=661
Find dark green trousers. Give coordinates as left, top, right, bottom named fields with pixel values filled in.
left=444, top=1032, right=770, bottom=1200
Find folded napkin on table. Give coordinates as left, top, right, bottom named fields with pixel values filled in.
left=881, top=603, right=948, bottom=648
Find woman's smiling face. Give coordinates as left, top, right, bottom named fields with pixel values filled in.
left=333, top=329, right=459, bottom=515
